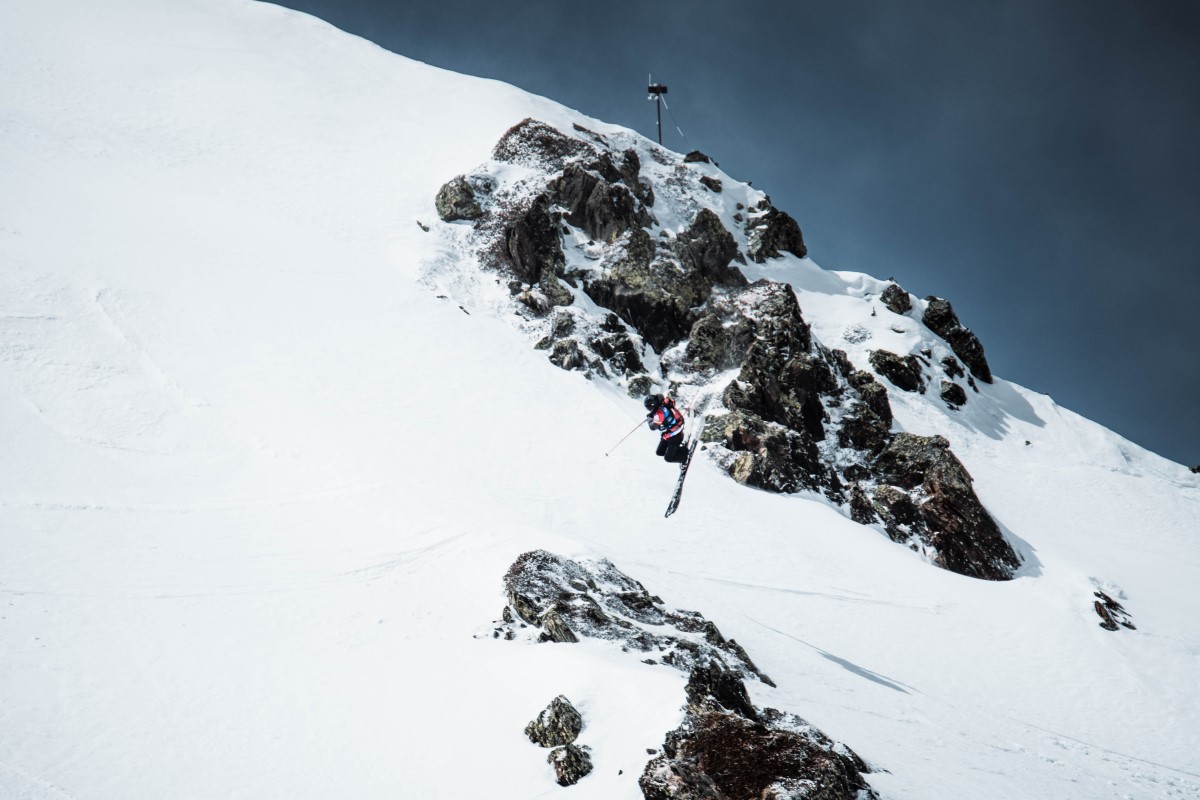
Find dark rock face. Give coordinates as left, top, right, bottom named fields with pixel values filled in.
left=746, top=206, right=808, bottom=262
left=699, top=175, right=723, bottom=193
left=685, top=313, right=756, bottom=373
left=880, top=283, right=912, bottom=315
left=940, top=380, right=968, bottom=409
left=434, top=175, right=483, bottom=222
left=683, top=150, right=713, bottom=164
left=525, top=695, right=583, bottom=748
left=1094, top=591, right=1136, bottom=631
left=1191, top=465, right=1200, bottom=474
left=923, top=297, right=992, bottom=384
left=548, top=744, right=593, bottom=786
left=584, top=210, right=746, bottom=353
left=583, top=230, right=708, bottom=353
left=496, top=551, right=772, bottom=684
left=548, top=339, right=586, bottom=371
left=941, top=356, right=965, bottom=379
left=676, top=209, right=747, bottom=288
left=641, top=663, right=877, bottom=800
left=872, top=434, right=1021, bottom=580
left=550, top=162, right=652, bottom=244
left=504, top=194, right=570, bottom=306
left=868, top=350, right=926, bottom=393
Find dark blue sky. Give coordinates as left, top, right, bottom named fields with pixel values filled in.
left=274, top=0, right=1199, bottom=467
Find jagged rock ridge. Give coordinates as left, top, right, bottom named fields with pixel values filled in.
left=495, top=550, right=772, bottom=684
left=434, top=118, right=1020, bottom=581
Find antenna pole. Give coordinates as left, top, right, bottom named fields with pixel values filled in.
left=647, top=80, right=669, bottom=146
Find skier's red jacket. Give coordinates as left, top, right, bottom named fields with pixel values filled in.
left=649, top=398, right=685, bottom=440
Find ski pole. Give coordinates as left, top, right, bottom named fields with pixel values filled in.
left=605, top=416, right=649, bottom=456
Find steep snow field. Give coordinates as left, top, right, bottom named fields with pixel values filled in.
left=2, top=1, right=1198, bottom=798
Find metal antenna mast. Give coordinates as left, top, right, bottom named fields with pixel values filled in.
left=647, top=75, right=668, bottom=145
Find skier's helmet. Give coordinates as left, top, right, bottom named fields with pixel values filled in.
left=644, top=394, right=662, bottom=412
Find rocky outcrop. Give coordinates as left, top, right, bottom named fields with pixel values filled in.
left=548, top=744, right=593, bottom=786
left=746, top=204, right=807, bottom=262
left=493, top=118, right=594, bottom=170
left=584, top=209, right=747, bottom=353
left=880, top=282, right=912, bottom=315
left=923, top=297, right=992, bottom=384
left=495, top=554, right=875, bottom=799
left=699, top=175, right=723, bottom=193
left=677, top=209, right=747, bottom=288
left=495, top=551, right=772, bottom=685
left=503, top=194, right=571, bottom=307
left=940, top=380, right=967, bottom=408
left=434, top=175, right=483, bottom=222
left=1094, top=591, right=1136, bottom=631
left=525, top=695, right=583, bottom=748
left=550, top=162, right=652, bottom=244
left=683, top=150, right=713, bottom=164
left=439, top=120, right=1021, bottom=582
left=871, top=434, right=1021, bottom=580
left=868, top=350, right=926, bottom=393
left=640, top=662, right=877, bottom=800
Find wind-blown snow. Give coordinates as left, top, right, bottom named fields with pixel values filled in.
left=1, top=1, right=1197, bottom=798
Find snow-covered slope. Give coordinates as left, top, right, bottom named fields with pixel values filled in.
left=1, top=1, right=1197, bottom=798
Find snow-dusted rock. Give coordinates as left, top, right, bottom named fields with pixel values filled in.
left=548, top=743, right=593, bottom=786
left=868, top=349, right=927, bottom=393
left=922, top=296, right=992, bottom=384
left=498, top=550, right=772, bottom=685
left=434, top=175, right=483, bottom=222
left=641, top=663, right=877, bottom=800
left=880, top=282, right=913, bottom=315
left=525, top=695, right=584, bottom=748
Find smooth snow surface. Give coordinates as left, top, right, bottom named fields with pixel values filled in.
left=2, top=1, right=1198, bottom=798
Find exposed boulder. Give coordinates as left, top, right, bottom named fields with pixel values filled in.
left=525, top=695, right=583, bottom=748
left=583, top=229, right=709, bottom=352
left=746, top=207, right=808, bottom=262
left=496, top=551, right=772, bottom=684
left=922, top=297, right=992, bottom=384
left=493, top=118, right=594, bottom=170
left=683, top=150, right=713, bottom=164
left=685, top=312, right=756, bottom=373
left=880, top=283, right=912, bottom=315
left=588, top=331, right=644, bottom=376
left=941, top=356, right=965, bottom=379
left=434, top=175, right=483, bottom=222
left=548, top=339, right=587, bottom=371
left=548, top=744, right=593, bottom=786
left=868, top=350, right=926, bottom=393
left=676, top=209, right=747, bottom=288
left=550, top=163, right=652, bottom=243
left=1191, top=465, right=1199, bottom=474
left=503, top=194, right=572, bottom=308
left=641, top=663, right=877, bottom=800
left=710, top=410, right=833, bottom=497
left=699, top=175, right=723, bottom=193
left=872, top=434, right=1021, bottom=580
left=940, top=380, right=968, bottom=409
left=1094, top=591, right=1136, bottom=631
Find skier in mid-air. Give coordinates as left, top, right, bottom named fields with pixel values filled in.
left=644, top=394, right=688, bottom=464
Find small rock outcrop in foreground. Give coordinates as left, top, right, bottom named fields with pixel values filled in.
left=495, top=550, right=772, bottom=685
left=495, top=552, right=877, bottom=799
left=641, top=662, right=878, bottom=800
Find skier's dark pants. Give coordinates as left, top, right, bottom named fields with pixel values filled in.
left=657, top=433, right=688, bottom=464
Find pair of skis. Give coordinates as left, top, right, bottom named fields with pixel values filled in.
left=664, top=395, right=710, bottom=518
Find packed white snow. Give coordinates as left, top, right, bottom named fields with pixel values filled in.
left=1, top=1, right=1197, bottom=798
